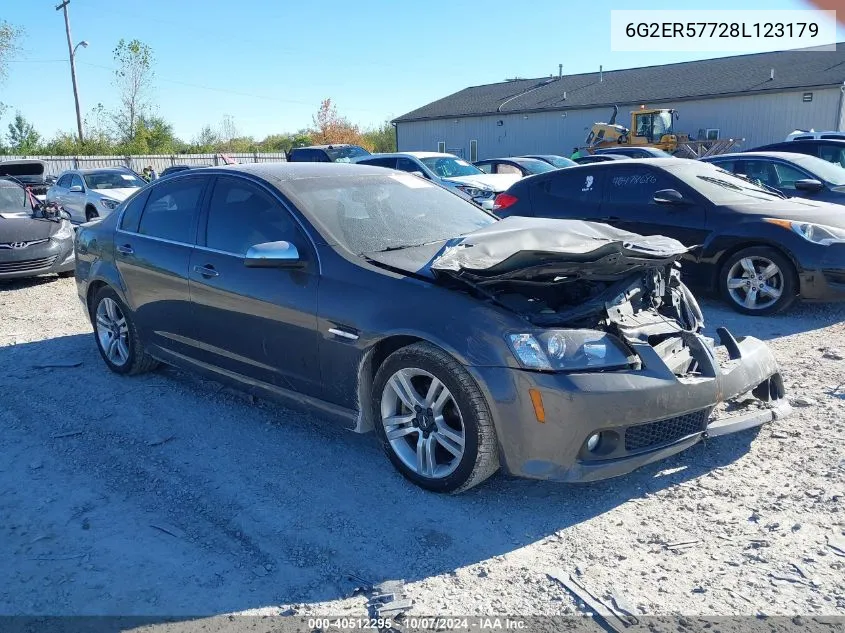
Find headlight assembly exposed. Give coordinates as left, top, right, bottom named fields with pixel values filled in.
left=507, top=330, right=632, bottom=372
left=99, top=198, right=120, bottom=210
left=764, top=218, right=845, bottom=245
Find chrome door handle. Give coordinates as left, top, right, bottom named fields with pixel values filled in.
left=328, top=327, right=359, bottom=341
left=116, top=244, right=134, bottom=255
left=193, top=265, right=219, bottom=278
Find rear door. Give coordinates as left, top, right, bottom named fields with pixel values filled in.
left=188, top=175, right=321, bottom=397
left=600, top=165, right=709, bottom=245
left=114, top=174, right=209, bottom=359
left=528, top=167, right=605, bottom=220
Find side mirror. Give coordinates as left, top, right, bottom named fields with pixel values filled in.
left=69, top=185, right=83, bottom=193
left=653, top=188, right=687, bottom=205
left=794, top=178, right=824, bottom=192
left=244, top=240, right=304, bottom=268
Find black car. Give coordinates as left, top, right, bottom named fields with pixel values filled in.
left=520, top=155, right=577, bottom=169
left=494, top=158, right=845, bottom=315
left=594, top=146, right=673, bottom=159
left=73, top=163, right=786, bottom=492
left=473, top=157, right=559, bottom=176
left=160, top=165, right=210, bottom=178
left=701, top=152, right=845, bottom=204
left=0, top=159, right=57, bottom=199
left=748, top=139, right=845, bottom=167
left=287, top=144, right=371, bottom=163
left=0, top=177, right=75, bottom=280
left=574, top=154, right=629, bottom=164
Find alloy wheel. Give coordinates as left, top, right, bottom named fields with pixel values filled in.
left=95, top=297, right=130, bottom=367
left=380, top=367, right=466, bottom=479
left=726, top=256, right=784, bottom=311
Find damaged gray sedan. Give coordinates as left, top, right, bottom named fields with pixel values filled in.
left=74, top=164, right=789, bottom=493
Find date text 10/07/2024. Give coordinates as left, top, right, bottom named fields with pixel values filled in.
left=307, top=617, right=528, bottom=630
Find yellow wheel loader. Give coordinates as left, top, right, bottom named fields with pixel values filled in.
left=583, top=105, right=743, bottom=158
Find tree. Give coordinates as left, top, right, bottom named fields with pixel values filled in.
left=363, top=121, right=396, bottom=153
left=311, top=98, right=365, bottom=146
left=0, top=21, right=22, bottom=120
left=189, top=125, right=220, bottom=153
left=6, top=112, right=40, bottom=154
left=112, top=39, right=155, bottom=142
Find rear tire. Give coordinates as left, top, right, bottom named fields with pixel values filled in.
left=90, top=286, right=159, bottom=375
left=372, top=342, right=499, bottom=493
left=719, top=246, right=797, bottom=315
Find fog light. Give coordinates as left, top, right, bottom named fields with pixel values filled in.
left=586, top=432, right=601, bottom=452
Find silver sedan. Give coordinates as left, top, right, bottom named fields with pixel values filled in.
left=47, top=168, right=146, bottom=223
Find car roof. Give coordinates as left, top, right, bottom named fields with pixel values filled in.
left=60, top=167, right=134, bottom=175
left=477, top=157, right=544, bottom=163
left=523, top=154, right=566, bottom=159
left=769, top=138, right=845, bottom=146
left=0, top=159, right=48, bottom=165
left=703, top=152, right=813, bottom=160
left=196, top=162, right=411, bottom=183
left=292, top=144, right=360, bottom=150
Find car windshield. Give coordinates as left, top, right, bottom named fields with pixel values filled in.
left=286, top=173, right=495, bottom=254
left=420, top=157, right=484, bottom=178
left=325, top=146, right=371, bottom=162
left=83, top=171, right=146, bottom=189
left=790, top=154, right=845, bottom=185
left=672, top=164, right=784, bottom=203
left=517, top=159, right=558, bottom=174
left=0, top=179, right=28, bottom=211
left=545, top=156, right=577, bottom=168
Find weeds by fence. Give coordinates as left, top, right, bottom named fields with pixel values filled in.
left=0, top=152, right=288, bottom=174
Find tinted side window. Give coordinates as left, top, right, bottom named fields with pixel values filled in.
left=709, top=160, right=735, bottom=172
left=475, top=162, right=493, bottom=174
left=205, top=178, right=301, bottom=256
left=605, top=168, right=677, bottom=205
left=361, top=157, right=398, bottom=169
left=57, top=174, right=72, bottom=188
left=70, top=174, right=84, bottom=189
left=119, top=189, right=151, bottom=232
left=819, top=145, right=845, bottom=167
left=395, top=158, right=421, bottom=173
left=138, top=177, right=205, bottom=243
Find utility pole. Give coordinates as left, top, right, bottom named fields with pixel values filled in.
left=56, top=0, right=84, bottom=144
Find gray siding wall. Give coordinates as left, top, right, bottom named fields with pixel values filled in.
left=397, top=88, right=843, bottom=159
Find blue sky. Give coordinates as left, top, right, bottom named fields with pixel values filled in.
left=1, top=0, right=841, bottom=142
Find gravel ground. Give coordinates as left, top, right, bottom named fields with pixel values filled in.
left=0, top=275, right=843, bottom=621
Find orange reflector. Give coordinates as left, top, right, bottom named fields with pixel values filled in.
left=764, top=218, right=793, bottom=230
left=528, top=388, right=546, bottom=423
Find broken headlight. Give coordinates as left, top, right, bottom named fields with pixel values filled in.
left=507, top=330, right=632, bottom=372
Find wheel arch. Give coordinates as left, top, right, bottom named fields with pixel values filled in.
left=353, top=334, right=430, bottom=433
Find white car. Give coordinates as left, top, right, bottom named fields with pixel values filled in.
left=354, top=152, right=520, bottom=210
left=47, top=168, right=147, bottom=223
left=785, top=129, right=845, bottom=141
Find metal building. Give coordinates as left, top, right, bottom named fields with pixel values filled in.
left=393, top=46, right=845, bottom=160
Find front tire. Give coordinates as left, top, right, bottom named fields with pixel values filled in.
left=719, top=246, right=797, bottom=315
left=372, top=342, right=499, bottom=493
left=90, top=287, right=159, bottom=375
left=85, top=206, right=99, bottom=222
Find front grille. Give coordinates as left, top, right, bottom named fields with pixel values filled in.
left=0, top=255, right=57, bottom=273
left=625, top=409, right=709, bottom=452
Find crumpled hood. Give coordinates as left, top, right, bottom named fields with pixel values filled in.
left=444, top=173, right=521, bottom=193
left=431, top=217, right=688, bottom=276
left=92, top=187, right=138, bottom=202
left=364, top=217, right=688, bottom=281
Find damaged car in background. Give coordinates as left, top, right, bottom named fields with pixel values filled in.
left=74, top=164, right=788, bottom=493
left=0, top=177, right=75, bottom=280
